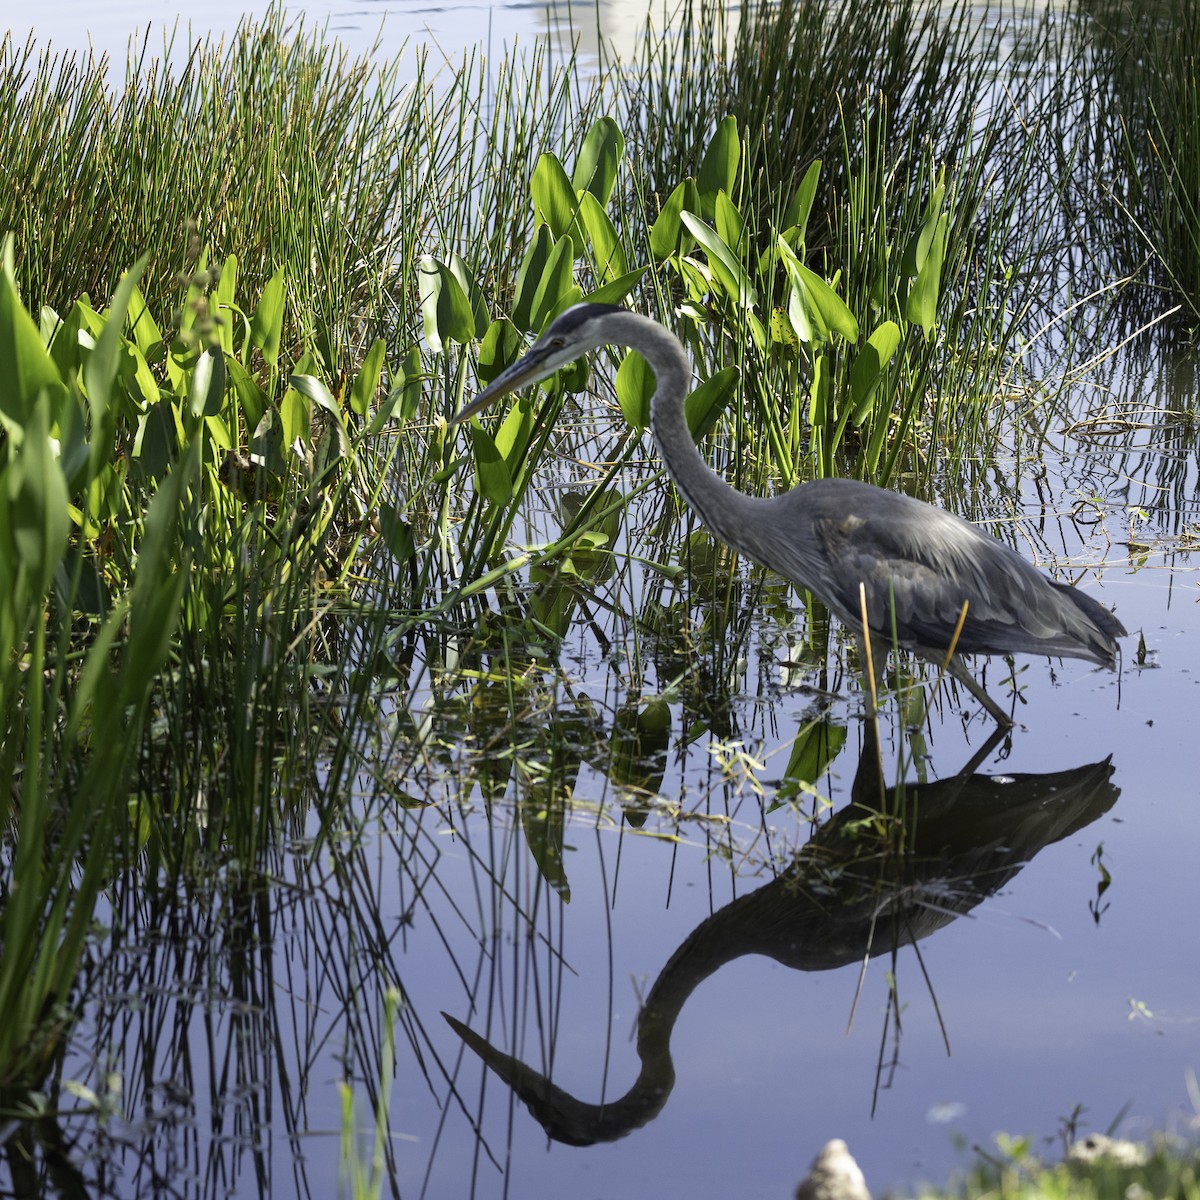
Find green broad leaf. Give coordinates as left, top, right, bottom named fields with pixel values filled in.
left=677, top=256, right=713, bottom=304
left=905, top=211, right=948, bottom=334
left=907, top=182, right=948, bottom=273
left=697, top=116, right=740, bottom=215
left=83, top=255, right=151, bottom=473
left=782, top=160, right=822, bottom=246
left=216, top=256, right=245, bottom=356
left=529, top=234, right=577, bottom=333
left=546, top=283, right=584, bottom=325
left=849, top=321, right=902, bottom=424
left=572, top=116, right=625, bottom=204
left=608, top=697, right=671, bottom=800
left=280, top=382, right=310, bottom=450
left=226, top=356, right=268, bottom=432
left=518, top=780, right=571, bottom=900
left=5, top=397, right=70, bottom=600
left=768, top=306, right=800, bottom=351
left=373, top=345, right=424, bottom=431
left=616, top=349, right=654, bottom=431
left=777, top=239, right=857, bottom=342
left=449, top=252, right=491, bottom=338
left=378, top=502, right=416, bottom=563
left=493, top=392, right=537, bottom=473
left=418, top=255, right=475, bottom=352
left=649, top=178, right=701, bottom=261
left=681, top=212, right=757, bottom=308
left=511, top=225, right=555, bottom=333
left=558, top=356, right=590, bottom=394
left=249, top=265, right=285, bottom=367
left=127, top=341, right=161, bottom=409
left=251, top=408, right=287, bottom=478
left=127, top=283, right=164, bottom=358
left=189, top=346, right=226, bottom=418
left=477, top=318, right=523, bottom=385
left=532, top=152, right=580, bottom=241
left=131, top=399, right=181, bottom=480
left=685, top=366, right=739, bottom=440
left=288, top=372, right=351, bottom=461
left=713, top=191, right=746, bottom=256
left=577, top=191, right=628, bottom=283
left=119, top=433, right=201, bottom=697
left=776, top=718, right=847, bottom=801
left=0, top=257, right=65, bottom=428
left=793, top=262, right=858, bottom=341
left=204, top=413, right=232, bottom=452
left=349, top=338, right=387, bottom=417
left=808, top=351, right=830, bottom=429
left=467, top=420, right=513, bottom=504
left=584, top=268, right=646, bottom=306
left=787, top=274, right=822, bottom=345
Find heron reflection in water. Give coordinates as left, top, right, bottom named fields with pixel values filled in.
left=454, top=305, right=1125, bottom=725
left=444, top=736, right=1119, bottom=1145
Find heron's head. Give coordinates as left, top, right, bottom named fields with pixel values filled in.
left=452, top=302, right=626, bottom=423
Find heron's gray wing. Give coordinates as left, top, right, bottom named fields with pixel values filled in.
left=767, top=481, right=1116, bottom=662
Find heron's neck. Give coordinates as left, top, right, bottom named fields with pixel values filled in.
left=609, top=312, right=762, bottom=552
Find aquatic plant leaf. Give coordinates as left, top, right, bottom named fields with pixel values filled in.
left=616, top=349, right=653, bottom=431
left=378, top=502, right=415, bottom=564
left=572, top=116, right=625, bottom=204
left=249, top=265, right=285, bottom=367
left=373, top=345, right=423, bottom=431
left=418, top=255, right=474, bottom=352
left=226, top=356, right=268, bottom=432
left=649, top=178, right=700, bottom=260
left=289, top=372, right=351, bottom=463
left=532, top=152, right=579, bottom=241
left=2, top=397, right=70, bottom=602
left=681, top=212, right=757, bottom=308
left=698, top=115, right=740, bottom=215
left=512, top=225, right=554, bottom=333
left=783, top=160, right=822, bottom=246
left=0, top=259, right=63, bottom=429
left=777, top=238, right=857, bottom=342
left=467, top=421, right=513, bottom=505
left=685, top=366, right=739, bottom=441
left=713, top=190, right=746, bottom=257
left=213, top=255, right=238, bottom=354
left=189, top=346, right=226, bottom=418
left=449, top=253, right=491, bottom=338
left=808, top=351, right=830, bottom=428
left=478, top=318, right=523, bottom=385
left=849, top=321, right=901, bottom=424
left=905, top=211, right=948, bottom=334
left=349, top=338, right=387, bottom=417
left=577, top=191, right=628, bottom=282
left=775, top=718, right=847, bottom=804
left=585, top=268, right=646, bottom=306
left=528, top=235, right=577, bottom=333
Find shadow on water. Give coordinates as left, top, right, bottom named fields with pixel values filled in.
left=444, top=729, right=1120, bottom=1146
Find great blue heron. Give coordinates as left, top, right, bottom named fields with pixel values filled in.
left=454, top=303, right=1125, bottom=725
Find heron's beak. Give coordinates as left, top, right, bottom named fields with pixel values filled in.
left=451, top=344, right=557, bottom=424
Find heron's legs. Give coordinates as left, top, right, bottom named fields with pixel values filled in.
left=941, top=656, right=1014, bottom=728
left=856, top=634, right=1015, bottom=727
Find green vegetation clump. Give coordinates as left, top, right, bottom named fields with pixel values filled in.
left=908, top=1135, right=1200, bottom=1200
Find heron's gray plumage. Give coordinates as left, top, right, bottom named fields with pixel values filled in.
left=456, top=304, right=1125, bottom=724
